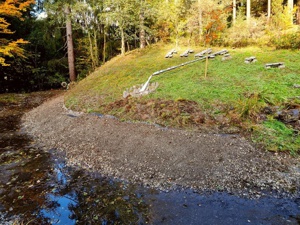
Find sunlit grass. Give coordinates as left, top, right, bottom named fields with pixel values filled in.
left=253, top=120, right=300, bottom=155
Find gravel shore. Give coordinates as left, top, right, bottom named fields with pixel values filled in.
left=22, top=95, right=300, bottom=197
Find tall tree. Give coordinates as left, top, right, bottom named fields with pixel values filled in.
left=267, top=0, right=271, bottom=22
left=105, top=0, right=138, bottom=55
left=73, top=0, right=103, bottom=69
left=246, top=0, right=251, bottom=22
left=297, top=0, right=300, bottom=24
left=233, top=0, right=237, bottom=24
left=44, top=0, right=77, bottom=81
left=64, top=5, right=76, bottom=82
left=0, top=0, right=35, bottom=66
left=139, top=0, right=146, bottom=49
left=198, top=0, right=203, bottom=34
left=287, top=0, right=293, bottom=25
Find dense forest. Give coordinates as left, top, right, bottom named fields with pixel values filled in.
left=1, top=0, right=300, bottom=92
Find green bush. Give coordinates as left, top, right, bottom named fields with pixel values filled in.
left=272, top=32, right=300, bottom=49
left=225, top=17, right=266, bottom=47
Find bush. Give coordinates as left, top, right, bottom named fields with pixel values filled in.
left=271, top=31, right=300, bottom=49
left=225, top=17, right=266, bottom=47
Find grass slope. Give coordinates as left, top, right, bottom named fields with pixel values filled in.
left=65, top=44, right=300, bottom=154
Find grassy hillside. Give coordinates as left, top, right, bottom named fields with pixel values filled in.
left=65, top=44, right=300, bottom=154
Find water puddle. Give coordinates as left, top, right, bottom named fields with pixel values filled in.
left=1, top=92, right=300, bottom=224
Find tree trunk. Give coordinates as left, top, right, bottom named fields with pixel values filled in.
left=103, top=24, right=106, bottom=63
left=267, top=0, right=271, bottom=22
left=233, top=0, right=236, bottom=24
left=246, top=0, right=251, bottom=22
left=88, top=32, right=96, bottom=69
left=139, top=0, right=146, bottom=49
left=288, top=0, right=294, bottom=25
left=198, top=0, right=203, bottom=38
left=120, top=27, right=125, bottom=55
left=94, top=29, right=99, bottom=67
left=65, top=5, right=76, bottom=82
left=297, top=0, right=300, bottom=24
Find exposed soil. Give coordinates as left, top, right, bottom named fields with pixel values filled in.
left=22, top=94, right=300, bottom=197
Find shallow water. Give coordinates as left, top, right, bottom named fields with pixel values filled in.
left=1, top=92, right=300, bottom=225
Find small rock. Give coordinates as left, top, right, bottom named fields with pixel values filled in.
left=293, top=84, right=300, bottom=88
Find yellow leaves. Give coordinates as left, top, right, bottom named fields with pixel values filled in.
left=0, top=0, right=35, bottom=66
left=0, top=0, right=35, bottom=18
left=0, top=17, right=14, bottom=34
left=0, top=39, right=29, bottom=66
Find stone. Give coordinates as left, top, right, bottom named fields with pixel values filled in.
left=265, top=62, right=285, bottom=69
left=244, top=56, right=257, bottom=64
left=195, top=48, right=212, bottom=57
left=222, top=53, right=232, bottom=61
left=123, top=82, right=159, bottom=98
left=293, top=84, right=300, bottom=88
left=180, top=50, right=190, bottom=57
left=276, top=108, right=300, bottom=123
left=215, top=49, right=229, bottom=55
left=165, top=49, right=177, bottom=58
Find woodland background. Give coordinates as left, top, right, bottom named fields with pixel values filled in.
left=1, top=0, right=300, bottom=92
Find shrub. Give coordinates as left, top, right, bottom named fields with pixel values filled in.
left=225, top=17, right=266, bottom=47
left=271, top=31, right=300, bottom=49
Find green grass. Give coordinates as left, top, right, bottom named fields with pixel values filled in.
left=0, top=93, right=20, bottom=104
left=65, top=44, right=300, bottom=154
left=253, top=119, right=300, bottom=155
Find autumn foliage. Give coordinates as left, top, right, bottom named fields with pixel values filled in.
left=0, top=0, right=35, bottom=66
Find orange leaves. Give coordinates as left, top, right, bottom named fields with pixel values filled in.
left=0, top=0, right=35, bottom=66
left=204, top=9, right=226, bottom=45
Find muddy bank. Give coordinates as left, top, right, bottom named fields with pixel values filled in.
left=22, top=95, right=300, bottom=197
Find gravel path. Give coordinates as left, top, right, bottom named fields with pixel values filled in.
left=22, top=95, right=300, bottom=197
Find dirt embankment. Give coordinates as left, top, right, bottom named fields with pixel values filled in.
left=22, top=95, right=300, bottom=197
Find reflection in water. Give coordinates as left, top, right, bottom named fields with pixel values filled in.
left=1, top=92, right=300, bottom=225
left=41, top=157, right=150, bottom=224
left=0, top=93, right=150, bottom=224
